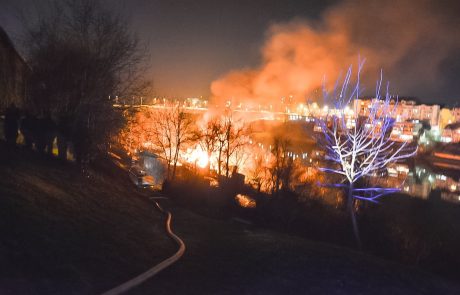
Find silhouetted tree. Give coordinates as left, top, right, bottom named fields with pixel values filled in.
left=195, top=116, right=221, bottom=174
left=23, top=0, right=149, bottom=164
left=150, top=104, right=195, bottom=180
left=248, top=147, right=271, bottom=192
left=269, top=136, right=296, bottom=195
left=215, top=112, right=247, bottom=177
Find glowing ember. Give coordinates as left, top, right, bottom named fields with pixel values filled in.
left=235, top=194, right=256, bottom=208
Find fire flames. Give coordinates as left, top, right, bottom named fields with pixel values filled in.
left=184, top=145, right=209, bottom=169
left=116, top=103, right=350, bottom=206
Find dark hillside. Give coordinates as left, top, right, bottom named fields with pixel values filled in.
left=132, top=205, right=460, bottom=295
left=0, top=144, right=173, bottom=294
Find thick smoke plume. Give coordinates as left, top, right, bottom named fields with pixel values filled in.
left=211, top=0, right=460, bottom=106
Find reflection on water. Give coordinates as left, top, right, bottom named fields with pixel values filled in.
left=372, top=163, right=460, bottom=204
left=292, top=150, right=460, bottom=205
left=251, top=135, right=460, bottom=205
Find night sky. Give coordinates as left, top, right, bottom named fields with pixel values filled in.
left=1, top=0, right=459, bottom=105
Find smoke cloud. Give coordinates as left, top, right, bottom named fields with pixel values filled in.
left=211, top=0, right=460, bottom=105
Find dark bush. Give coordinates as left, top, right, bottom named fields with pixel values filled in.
left=361, top=194, right=460, bottom=281
left=163, top=169, right=236, bottom=218
left=249, top=190, right=460, bottom=280
left=163, top=170, right=460, bottom=282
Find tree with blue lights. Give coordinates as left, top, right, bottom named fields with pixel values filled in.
left=317, top=62, right=417, bottom=249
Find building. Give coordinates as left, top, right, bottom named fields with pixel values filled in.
left=0, top=27, right=29, bottom=112
left=415, top=104, right=441, bottom=128
left=390, top=121, right=422, bottom=142
left=440, top=122, right=460, bottom=143
left=354, top=98, right=440, bottom=128
left=452, top=108, right=460, bottom=123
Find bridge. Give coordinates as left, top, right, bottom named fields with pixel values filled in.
left=113, top=103, right=293, bottom=122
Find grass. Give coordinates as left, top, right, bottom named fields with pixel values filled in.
left=130, top=202, right=460, bottom=295
left=0, top=144, right=174, bottom=294
left=1, top=143, right=459, bottom=294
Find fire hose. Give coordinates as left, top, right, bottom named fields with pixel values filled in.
left=101, top=197, right=185, bottom=295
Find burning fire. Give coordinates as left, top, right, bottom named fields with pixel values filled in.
left=185, top=145, right=209, bottom=169
left=235, top=194, right=256, bottom=208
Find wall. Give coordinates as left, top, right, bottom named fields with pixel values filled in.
left=0, top=27, right=29, bottom=113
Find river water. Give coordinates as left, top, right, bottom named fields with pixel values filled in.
left=380, top=162, right=460, bottom=204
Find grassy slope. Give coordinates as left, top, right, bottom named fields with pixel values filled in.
left=1, top=143, right=459, bottom=295
left=0, top=144, right=174, bottom=295
left=131, top=204, right=460, bottom=295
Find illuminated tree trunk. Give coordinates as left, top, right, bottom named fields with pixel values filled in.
left=207, top=151, right=212, bottom=175
left=347, top=183, right=362, bottom=250
left=225, top=123, right=231, bottom=178
left=225, top=145, right=230, bottom=177
left=172, top=141, right=180, bottom=179
left=217, top=146, right=223, bottom=176
left=167, top=148, right=172, bottom=179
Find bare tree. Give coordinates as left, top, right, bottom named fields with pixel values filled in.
left=22, top=0, right=150, bottom=163
left=317, top=62, right=417, bottom=249
left=150, top=105, right=195, bottom=180
left=215, top=112, right=247, bottom=177
left=118, top=107, right=153, bottom=156
left=195, top=117, right=221, bottom=174
left=269, top=136, right=295, bottom=195
left=216, top=119, right=227, bottom=176
left=248, top=148, right=271, bottom=193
